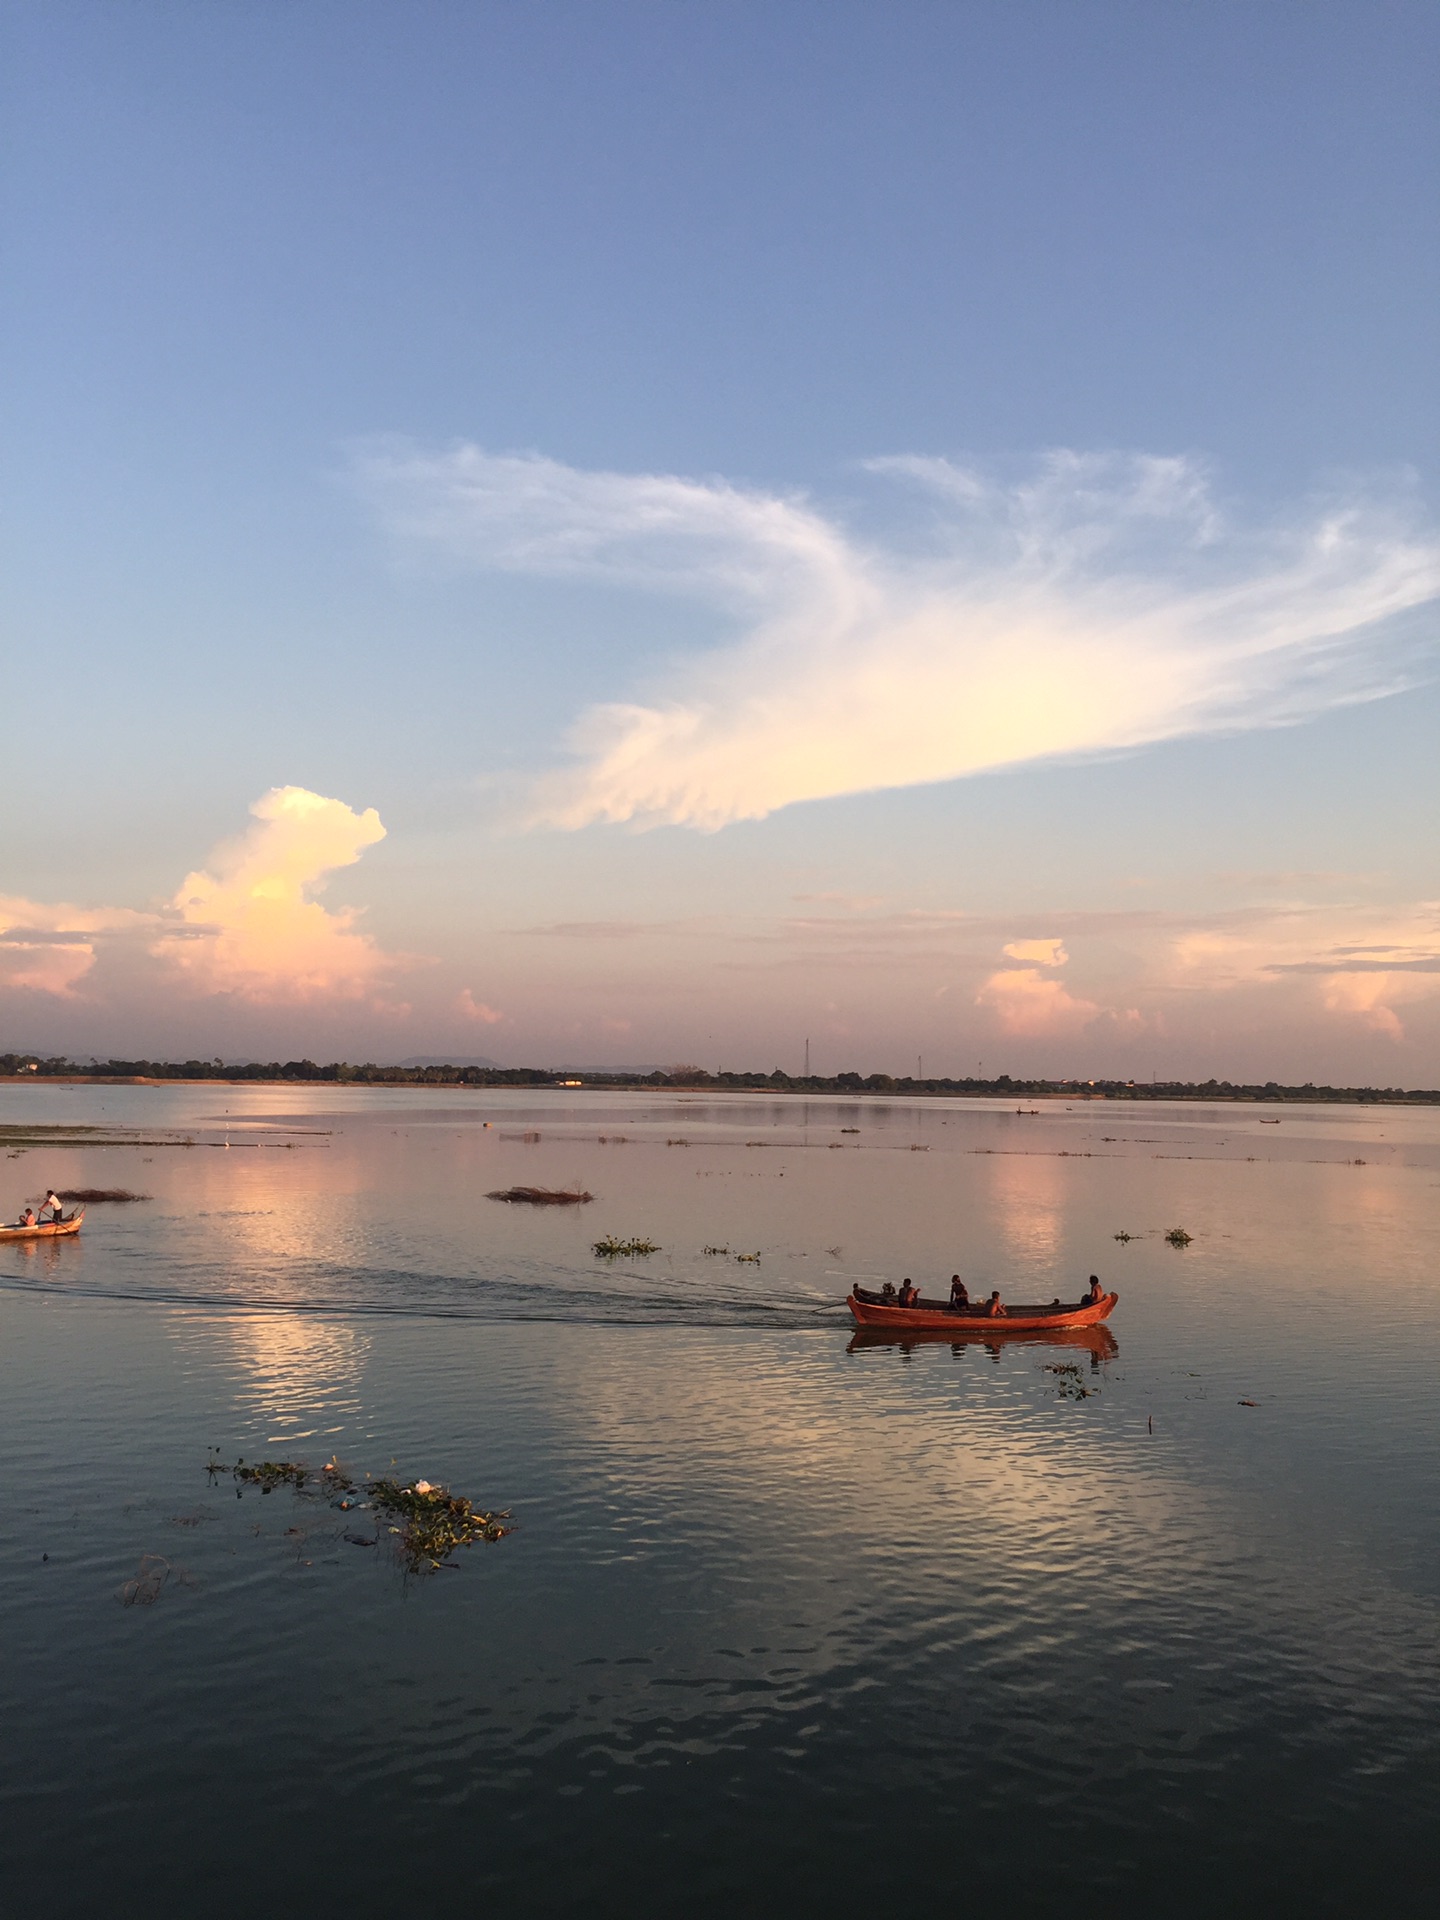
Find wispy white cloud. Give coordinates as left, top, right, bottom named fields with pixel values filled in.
left=359, top=442, right=1439, bottom=831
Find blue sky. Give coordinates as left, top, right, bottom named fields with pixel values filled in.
left=3, top=1, right=1437, bottom=1076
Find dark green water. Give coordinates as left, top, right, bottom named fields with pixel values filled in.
left=2, top=1087, right=1437, bottom=1915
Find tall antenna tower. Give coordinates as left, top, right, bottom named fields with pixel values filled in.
left=804, top=1037, right=810, bottom=1077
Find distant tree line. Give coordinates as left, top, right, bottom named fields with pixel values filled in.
left=1, top=1053, right=1436, bottom=1103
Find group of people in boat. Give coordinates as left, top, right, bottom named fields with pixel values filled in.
left=876, top=1273, right=1106, bottom=1316
left=10, top=1190, right=64, bottom=1229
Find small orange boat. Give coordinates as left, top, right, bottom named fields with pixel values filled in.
left=0, top=1207, right=85, bottom=1243
left=847, top=1283, right=1117, bottom=1334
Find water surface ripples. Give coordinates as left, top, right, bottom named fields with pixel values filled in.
left=2, top=1089, right=1438, bottom=1913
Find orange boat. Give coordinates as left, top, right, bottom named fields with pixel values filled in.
left=0, top=1207, right=85, bottom=1243
left=847, top=1283, right=1117, bottom=1334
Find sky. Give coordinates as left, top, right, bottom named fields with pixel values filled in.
left=2, top=0, right=1438, bottom=1080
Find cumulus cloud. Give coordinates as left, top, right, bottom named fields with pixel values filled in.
left=769, top=893, right=1440, bottom=1050
left=457, top=988, right=503, bottom=1024
left=978, top=935, right=1107, bottom=1035
left=0, top=897, right=152, bottom=996
left=0, top=939, right=96, bottom=996
left=358, top=441, right=1440, bottom=830
left=1003, top=938, right=1068, bottom=967
left=977, top=966, right=1101, bottom=1036
left=1321, top=973, right=1407, bottom=1040
left=1124, top=905, right=1440, bottom=1043
left=153, top=787, right=393, bottom=1002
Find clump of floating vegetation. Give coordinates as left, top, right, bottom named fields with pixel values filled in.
left=368, top=1479, right=512, bottom=1569
left=57, top=1187, right=151, bottom=1203
left=232, top=1459, right=313, bottom=1493
left=206, top=1452, right=512, bottom=1575
left=593, top=1234, right=660, bottom=1258
left=486, top=1186, right=593, bottom=1205
left=702, top=1244, right=730, bottom=1256
left=734, top=1250, right=761, bottom=1263
left=1042, top=1362, right=1098, bottom=1401
left=1165, top=1226, right=1194, bottom=1247
left=1113, top=1230, right=1134, bottom=1243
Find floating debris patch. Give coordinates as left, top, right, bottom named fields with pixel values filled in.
left=486, top=1186, right=593, bottom=1205
left=56, top=1187, right=152, bottom=1203
left=117, top=1553, right=201, bottom=1606
left=207, top=1452, right=514, bottom=1575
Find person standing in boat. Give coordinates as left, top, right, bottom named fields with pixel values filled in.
left=949, top=1275, right=971, bottom=1312
left=42, top=1190, right=63, bottom=1223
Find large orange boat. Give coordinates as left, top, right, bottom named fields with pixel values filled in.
left=847, top=1283, right=1117, bottom=1334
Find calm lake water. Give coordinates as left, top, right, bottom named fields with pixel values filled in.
left=2, top=1085, right=1438, bottom=1915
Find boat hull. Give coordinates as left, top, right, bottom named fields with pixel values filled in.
left=0, top=1209, right=85, bottom=1242
left=847, top=1287, right=1117, bottom=1333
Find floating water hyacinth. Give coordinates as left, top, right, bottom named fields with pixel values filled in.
left=1041, top=1362, right=1099, bottom=1401
left=592, top=1234, right=660, bottom=1258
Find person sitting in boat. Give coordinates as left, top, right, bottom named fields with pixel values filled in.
left=879, top=1281, right=897, bottom=1303
left=984, top=1289, right=1007, bottom=1317
left=16, top=1207, right=35, bottom=1227
left=949, top=1275, right=970, bottom=1311
left=42, top=1190, right=63, bottom=1223
left=1082, top=1275, right=1104, bottom=1306
left=897, top=1279, right=920, bottom=1308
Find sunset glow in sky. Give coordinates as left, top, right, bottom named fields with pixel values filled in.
left=4, top=2, right=1438, bottom=1078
